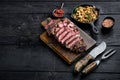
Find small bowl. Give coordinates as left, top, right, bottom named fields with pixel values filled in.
left=102, top=16, right=115, bottom=30
left=52, top=3, right=65, bottom=18
left=52, top=9, right=65, bottom=18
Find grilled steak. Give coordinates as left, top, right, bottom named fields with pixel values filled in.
left=45, top=18, right=86, bottom=53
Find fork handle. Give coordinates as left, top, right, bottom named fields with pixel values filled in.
left=82, top=60, right=100, bottom=74
left=82, top=61, right=97, bottom=74
left=74, top=54, right=93, bottom=73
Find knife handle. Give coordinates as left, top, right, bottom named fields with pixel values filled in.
left=82, top=61, right=97, bottom=74
left=74, top=54, right=93, bottom=73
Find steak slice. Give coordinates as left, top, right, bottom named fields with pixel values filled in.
left=58, top=30, right=68, bottom=42
left=58, top=21, right=64, bottom=28
left=67, top=37, right=80, bottom=49
left=44, top=18, right=86, bottom=53
left=65, top=34, right=79, bottom=45
left=73, top=39, right=87, bottom=52
left=56, top=28, right=65, bottom=37
left=45, top=20, right=54, bottom=30
left=61, top=31, right=75, bottom=44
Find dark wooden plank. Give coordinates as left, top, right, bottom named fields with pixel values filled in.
left=0, top=13, right=48, bottom=45
left=0, top=44, right=119, bottom=73
left=0, top=14, right=120, bottom=46
left=36, top=72, right=120, bottom=80
left=0, top=45, right=55, bottom=71
left=0, top=72, right=119, bottom=80
left=0, top=1, right=119, bottom=80
left=0, top=0, right=119, bottom=2
left=0, top=71, right=120, bottom=80
left=0, top=72, right=36, bottom=80
left=0, top=14, right=47, bottom=36
left=0, top=2, right=120, bottom=14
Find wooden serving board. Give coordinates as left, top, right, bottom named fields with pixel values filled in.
left=40, top=18, right=96, bottom=64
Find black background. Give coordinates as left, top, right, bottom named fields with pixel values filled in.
left=0, top=0, right=120, bottom=80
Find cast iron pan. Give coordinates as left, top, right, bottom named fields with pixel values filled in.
left=71, top=4, right=99, bottom=34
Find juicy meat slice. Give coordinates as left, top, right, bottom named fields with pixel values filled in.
left=63, top=22, right=67, bottom=27
left=58, top=21, right=64, bottom=28
left=55, top=27, right=60, bottom=33
left=49, top=27, right=56, bottom=35
left=74, top=39, right=87, bottom=52
left=58, top=31, right=68, bottom=42
left=45, top=20, right=54, bottom=30
left=56, top=28, right=65, bottom=37
left=60, top=26, right=80, bottom=44
left=65, top=34, right=79, bottom=45
left=61, top=31, right=75, bottom=44
left=45, top=19, right=61, bottom=30
left=67, top=37, right=80, bottom=49
left=65, top=26, right=73, bottom=32
left=67, top=22, right=74, bottom=28
left=46, top=23, right=56, bottom=35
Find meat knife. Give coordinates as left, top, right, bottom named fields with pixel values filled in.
left=74, top=41, right=106, bottom=73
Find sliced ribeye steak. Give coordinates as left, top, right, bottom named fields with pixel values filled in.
left=45, top=18, right=86, bottom=53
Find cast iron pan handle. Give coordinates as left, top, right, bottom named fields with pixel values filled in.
left=90, top=22, right=99, bottom=34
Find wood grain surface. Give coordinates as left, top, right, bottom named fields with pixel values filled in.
left=0, top=1, right=120, bottom=80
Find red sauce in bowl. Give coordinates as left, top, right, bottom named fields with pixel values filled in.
left=53, top=9, right=64, bottom=18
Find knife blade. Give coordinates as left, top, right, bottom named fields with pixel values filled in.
left=74, top=41, right=106, bottom=73
left=89, top=41, right=106, bottom=58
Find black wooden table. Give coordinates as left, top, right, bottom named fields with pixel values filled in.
left=0, top=0, right=120, bottom=80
